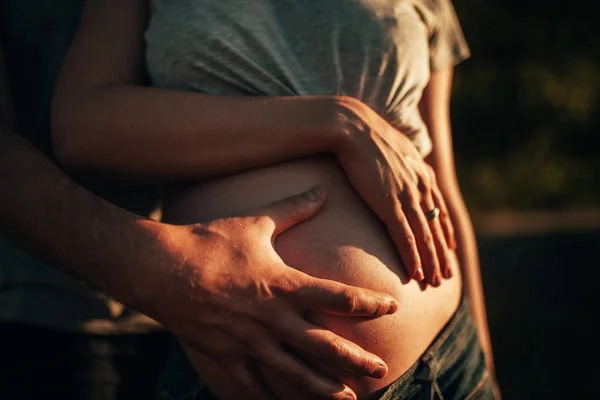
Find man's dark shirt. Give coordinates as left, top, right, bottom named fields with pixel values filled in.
left=0, top=0, right=161, bottom=332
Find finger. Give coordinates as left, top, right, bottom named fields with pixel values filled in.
left=226, top=361, right=278, bottom=400
left=400, top=188, right=441, bottom=286
left=431, top=184, right=456, bottom=250
left=225, top=321, right=358, bottom=399
left=239, top=186, right=328, bottom=237
left=182, top=344, right=276, bottom=400
left=258, top=362, right=354, bottom=400
left=260, top=364, right=306, bottom=400
left=269, top=311, right=388, bottom=380
left=279, top=270, right=398, bottom=317
left=177, top=325, right=246, bottom=362
left=254, top=339, right=357, bottom=399
left=401, top=189, right=441, bottom=286
left=421, top=190, right=452, bottom=282
left=385, top=205, right=425, bottom=282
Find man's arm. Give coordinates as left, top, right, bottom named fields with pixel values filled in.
left=0, top=40, right=398, bottom=400
left=0, top=36, right=161, bottom=301
left=419, top=68, right=500, bottom=393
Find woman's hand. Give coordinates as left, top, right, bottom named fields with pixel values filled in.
left=331, top=97, right=456, bottom=286
left=141, top=187, right=398, bottom=400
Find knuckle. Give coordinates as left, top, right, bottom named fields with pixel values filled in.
left=404, top=234, right=417, bottom=247
left=425, top=165, right=437, bottom=181
left=251, top=215, right=271, bottom=232
left=341, top=290, right=360, bottom=313
left=417, top=166, right=432, bottom=183
left=269, top=273, right=290, bottom=291
left=421, top=184, right=434, bottom=199
left=390, top=200, right=404, bottom=217
left=429, top=222, right=442, bottom=236
left=369, top=295, right=387, bottom=316
left=404, top=184, right=421, bottom=200
left=271, top=272, right=301, bottom=296
left=422, top=232, right=434, bottom=247
left=416, top=173, right=432, bottom=191
left=360, top=357, right=381, bottom=376
left=402, top=199, right=421, bottom=215
left=323, top=335, right=347, bottom=359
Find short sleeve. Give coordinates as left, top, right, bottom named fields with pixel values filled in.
left=428, top=0, right=471, bottom=71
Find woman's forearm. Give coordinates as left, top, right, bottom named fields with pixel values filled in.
left=52, top=86, right=344, bottom=182
left=51, top=0, right=346, bottom=183
left=418, top=68, right=496, bottom=374
left=442, top=184, right=496, bottom=375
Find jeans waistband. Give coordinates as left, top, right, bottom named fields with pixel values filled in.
left=379, top=294, right=476, bottom=399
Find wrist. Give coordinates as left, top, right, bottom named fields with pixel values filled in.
left=119, top=219, right=185, bottom=315
left=283, top=95, right=355, bottom=156
left=327, top=95, right=371, bottom=157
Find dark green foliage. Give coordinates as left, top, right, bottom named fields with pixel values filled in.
left=452, top=0, right=599, bottom=210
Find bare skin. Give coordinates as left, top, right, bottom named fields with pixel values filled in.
left=52, top=0, right=455, bottom=288
left=51, top=0, right=499, bottom=398
left=0, top=34, right=399, bottom=400
left=163, top=155, right=462, bottom=399
left=170, top=71, right=501, bottom=399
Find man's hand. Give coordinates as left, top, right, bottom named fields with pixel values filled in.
left=140, top=187, right=398, bottom=400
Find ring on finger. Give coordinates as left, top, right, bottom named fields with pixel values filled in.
left=424, top=207, right=440, bottom=221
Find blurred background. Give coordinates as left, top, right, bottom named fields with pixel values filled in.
left=2, top=1, right=597, bottom=399
left=452, top=0, right=599, bottom=398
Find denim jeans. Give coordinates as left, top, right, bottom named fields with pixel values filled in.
left=158, top=295, right=495, bottom=400
left=376, top=295, right=495, bottom=399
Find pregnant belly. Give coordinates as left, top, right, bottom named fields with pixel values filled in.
left=161, top=155, right=462, bottom=398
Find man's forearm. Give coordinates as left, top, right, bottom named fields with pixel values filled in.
left=0, top=129, right=167, bottom=308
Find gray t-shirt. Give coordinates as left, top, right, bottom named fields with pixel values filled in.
left=145, top=0, right=470, bottom=156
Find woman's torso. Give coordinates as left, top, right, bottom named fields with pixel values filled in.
left=146, top=1, right=462, bottom=396
left=162, top=157, right=462, bottom=397
left=146, top=0, right=437, bottom=154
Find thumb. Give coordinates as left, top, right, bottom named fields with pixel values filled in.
left=239, top=186, right=327, bottom=236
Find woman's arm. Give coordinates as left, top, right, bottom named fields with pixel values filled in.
left=419, top=68, right=500, bottom=391
left=1, top=35, right=401, bottom=399
left=52, top=0, right=458, bottom=287
left=51, top=0, right=343, bottom=181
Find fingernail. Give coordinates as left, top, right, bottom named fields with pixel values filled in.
left=450, top=237, right=457, bottom=249
left=415, top=268, right=425, bottom=281
left=443, top=268, right=453, bottom=279
left=432, top=275, right=441, bottom=287
left=387, top=300, right=398, bottom=314
left=308, top=186, right=326, bottom=201
left=372, top=364, right=388, bottom=378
